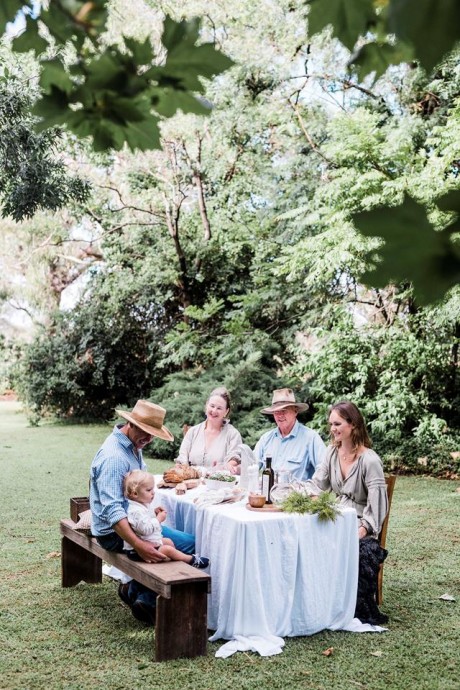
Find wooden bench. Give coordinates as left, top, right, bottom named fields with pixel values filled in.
left=60, top=499, right=211, bottom=662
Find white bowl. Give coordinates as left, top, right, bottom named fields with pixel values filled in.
left=205, top=477, right=237, bottom=491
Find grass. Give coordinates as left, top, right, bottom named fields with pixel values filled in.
left=0, top=401, right=459, bottom=690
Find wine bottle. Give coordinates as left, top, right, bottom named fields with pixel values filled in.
left=261, top=456, right=275, bottom=504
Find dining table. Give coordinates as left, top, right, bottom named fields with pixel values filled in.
left=155, top=476, right=360, bottom=652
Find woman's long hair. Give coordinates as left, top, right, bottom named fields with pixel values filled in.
left=330, top=400, right=372, bottom=450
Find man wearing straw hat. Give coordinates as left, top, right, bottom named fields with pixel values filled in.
left=90, top=399, right=195, bottom=625
left=254, top=388, right=326, bottom=481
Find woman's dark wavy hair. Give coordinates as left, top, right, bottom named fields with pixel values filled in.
left=329, top=400, right=372, bottom=450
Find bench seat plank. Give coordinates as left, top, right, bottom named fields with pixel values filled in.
left=60, top=519, right=210, bottom=596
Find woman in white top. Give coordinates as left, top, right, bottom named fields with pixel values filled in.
left=175, top=387, right=242, bottom=474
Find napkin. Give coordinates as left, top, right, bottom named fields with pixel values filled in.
left=214, top=634, right=285, bottom=658
left=194, top=489, right=241, bottom=507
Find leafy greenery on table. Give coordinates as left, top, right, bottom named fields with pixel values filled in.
left=281, top=490, right=340, bottom=522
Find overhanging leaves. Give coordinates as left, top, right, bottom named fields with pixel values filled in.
left=307, top=0, right=376, bottom=51
left=5, top=6, right=234, bottom=152
left=353, top=195, right=460, bottom=305
left=350, top=41, right=414, bottom=82
left=39, top=59, right=73, bottom=95
left=436, top=189, right=460, bottom=215
left=12, top=13, right=48, bottom=54
left=387, top=0, right=460, bottom=73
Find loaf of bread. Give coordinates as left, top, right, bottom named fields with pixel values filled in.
left=163, top=465, right=201, bottom=483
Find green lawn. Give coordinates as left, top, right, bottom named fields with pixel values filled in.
left=0, top=401, right=458, bottom=690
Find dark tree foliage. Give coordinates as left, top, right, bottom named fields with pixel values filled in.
left=301, top=310, right=460, bottom=475
left=0, top=78, right=90, bottom=221
left=15, top=288, right=168, bottom=421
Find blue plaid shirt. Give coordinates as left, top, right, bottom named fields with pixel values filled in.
left=90, top=425, right=146, bottom=536
left=254, top=420, right=326, bottom=481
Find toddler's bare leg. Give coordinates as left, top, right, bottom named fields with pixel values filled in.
left=158, top=544, right=192, bottom=563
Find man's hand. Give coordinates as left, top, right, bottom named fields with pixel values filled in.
left=134, top=540, right=167, bottom=563
left=358, top=525, right=368, bottom=540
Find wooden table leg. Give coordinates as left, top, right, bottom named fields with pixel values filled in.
left=61, top=535, right=102, bottom=587
left=155, top=582, right=208, bottom=661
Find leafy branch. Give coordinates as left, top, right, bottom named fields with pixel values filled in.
left=281, top=490, right=340, bottom=522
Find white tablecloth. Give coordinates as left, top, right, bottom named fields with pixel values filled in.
left=156, top=479, right=359, bottom=644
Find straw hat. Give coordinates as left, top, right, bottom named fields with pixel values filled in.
left=262, top=388, right=309, bottom=414
left=116, top=400, right=174, bottom=442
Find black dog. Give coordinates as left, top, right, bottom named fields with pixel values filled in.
left=354, top=537, right=389, bottom=625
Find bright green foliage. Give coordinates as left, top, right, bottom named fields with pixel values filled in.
left=277, top=57, right=460, bottom=305
left=304, top=0, right=460, bottom=303
left=281, top=490, right=340, bottom=521
left=3, top=1, right=233, bottom=152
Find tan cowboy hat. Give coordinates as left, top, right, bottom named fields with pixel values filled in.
left=116, top=400, right=174, bottom=442
left=262, top=388, right=309, bottom=414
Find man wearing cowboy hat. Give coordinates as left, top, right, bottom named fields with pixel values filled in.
left=254, top=388, right=326, bottom=481
left=90, top=400, right=195, bottom=625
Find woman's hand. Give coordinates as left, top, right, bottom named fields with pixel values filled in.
left=226, top=459, right=240, bottom=475
left=358, top=525, right=368, bottom=539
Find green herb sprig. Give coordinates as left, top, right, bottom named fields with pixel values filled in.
left=281, top=491, right=340, bottom=522
left=207, top=473, right=236, bottom=482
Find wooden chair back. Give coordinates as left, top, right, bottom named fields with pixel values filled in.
left=377, top=474, right=396, bottom=605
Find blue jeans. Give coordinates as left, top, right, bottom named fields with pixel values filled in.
left=162, top=525, right=195, bottom=554
left=96, top=533, right=157, bottom=608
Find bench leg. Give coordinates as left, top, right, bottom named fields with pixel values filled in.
left=61, top=535, right=102, bottom=587
left=155, top=582, right=208, bottom=661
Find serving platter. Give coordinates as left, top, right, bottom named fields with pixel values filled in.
left=245, top=503, right=282, bottom=512
left=158, top=478, right=202, bottom=489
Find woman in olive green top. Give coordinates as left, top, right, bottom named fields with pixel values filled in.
left=304, top=400, right=389, bottom=625
left=304, top=400, right=388, bottom=537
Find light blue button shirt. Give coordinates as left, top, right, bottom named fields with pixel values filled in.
left=90, top=425, right=145, bottom=536
left=254, top=420, right=326, bottom=481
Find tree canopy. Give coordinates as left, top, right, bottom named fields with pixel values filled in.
left=1, top=0, right=459, bottom=474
